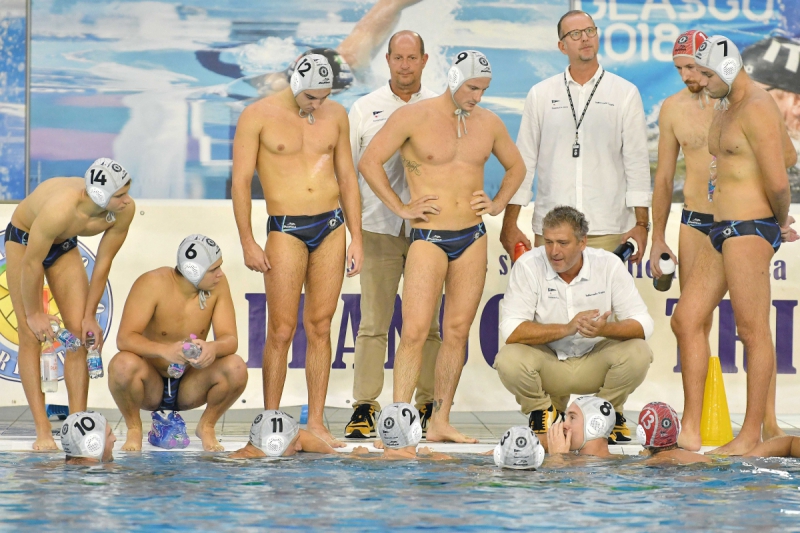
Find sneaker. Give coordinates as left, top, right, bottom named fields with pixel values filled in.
left=528, top=405, right=561, bottom=435
left=418, top=403, right=433, bottom=437
left=148, top=411, right=191, bottom=449
left=344, top=404, right=376, bottom=439
left=608, top=412, right=632, bottom=444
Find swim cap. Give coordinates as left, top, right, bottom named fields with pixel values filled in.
left=673, top=30, right=707, bottom=58
left=287, top=48, right=353, bottom=95
left=249, top=410, right=300, bottom=457
left=695, top=35, right=743, bottom=96
left=84, top=158, right=130, bottom=209
left=61, top=411, right=107, bottom=460
left=743, top=37, right=800, bottom=94
left=177, top=234, right=221, bottom=287
left=637, top=402, right=681, bottom=448
left=493, top=426, right=545, bottom=470
left=377, top=402, right=422, bottom=449
left=572, top=395, right=615, bottom=450
left=289, top=53, right=333, bottom=97
left=447, top=50, right=492, bottom=95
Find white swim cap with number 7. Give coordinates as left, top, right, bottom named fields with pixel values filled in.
left=177, top=234, right=222, bottom=288
left=84, top=158, right=130, bottom=209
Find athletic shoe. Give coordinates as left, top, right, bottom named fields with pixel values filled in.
left=148, top=411, right=191, bottom=449
left=528, top=405, right=560, bottom=435
left=419, top=402, right=433, bottom=437
left=608, top=412, right=632, bottom=444
left=344, top=404, right=375, bottom=439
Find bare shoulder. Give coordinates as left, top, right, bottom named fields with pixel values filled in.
left=238, top=96, right=284, bottom=124
left=132, top=267, right=174, bottom=295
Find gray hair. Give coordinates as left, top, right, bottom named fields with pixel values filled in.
left=542, top=206, right=589, bottom=240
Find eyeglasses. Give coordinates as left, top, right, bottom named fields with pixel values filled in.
left=560, top=26, right=598, bottom=41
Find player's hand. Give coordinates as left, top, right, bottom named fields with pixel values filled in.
left=81, top=316, right=104, bottom=351
left=781, top=216, right=799, bottom=243
left=399, top=195, right=440, bottom=222
left=190, top=339, right=216, bottom=369
left=547, top=421, right=572, bottom=454
left=500, top=223, right=532, bottom=258
left=242, top=239, right=270, bottom=273
left=351, top=446, right=370, bottom=455
left=345, top=238, right=363, bottom=277
left=161, top=341, right=189, bottom=366
left=576, top=310, right=612, bottom=339
left=649, top=239, right=678, bottom=277
left=565, top=309, right=599, bottom=336
left=470, top=190, right=501, bottom=216
left=28, top=313, right=59, bottom=343
left=620, top=225, right=648, bottom=264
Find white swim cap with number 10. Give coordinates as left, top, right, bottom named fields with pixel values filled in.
left=61, top=411, right=107, bottom=459
left=84, top=158, right=130, bottom=209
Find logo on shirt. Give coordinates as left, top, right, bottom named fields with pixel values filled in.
left=373, top=110, right=383, bottom=117
left=547, top=287, right=558, bottom=299
left=585, top=291, right=606, bottom=297
left=551, top=99, right=560, bottom=104
left=594, top=101, right=615, bottom=106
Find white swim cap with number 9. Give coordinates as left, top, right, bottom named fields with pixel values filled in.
left=572, top=395, right=615, bottom=450
left=177, top=234, right=222, bottom=288
left=249, top=410, right=300, bottom=457
left=61, top=411, right=107, bottom=459
left=84, top=158, right=130, bottom=209
left=290, top=54, right=333, bottom=97
left=377, top=402, right=422, bottom=449
left=448, top=50, right=492, bottom=95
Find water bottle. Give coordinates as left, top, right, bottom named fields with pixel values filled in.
left=613, top=241, right=635, bottom=262
left=85, top=331, right=104, bottom=379
left=40, top=339, right=58, bottom=393
left=513, top=242, right=528, bottom=262
left=50, top=321, right=81, bottom=352
left=653, top=253, right=676, bottom=292
left=167, top=334, right=199, bottom=378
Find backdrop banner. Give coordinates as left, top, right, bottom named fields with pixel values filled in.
left=0, top=201, right=798, bottom=414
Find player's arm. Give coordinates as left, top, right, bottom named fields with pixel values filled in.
left=335, top=106, right=364, bottom=277
left=745, top=435, right=799, bottom=457
left=743, top=99, right=791, bottom=226
left=649, top=98, right=680, bottom=276
left=471, top=113, right=526, bottom=216
left=208, top=274, right=238, bottom=355
left=85, top=200, right=135, bottom=348
left=20, top=207, right=71, bottom=341
left=297, top=429, right=336, bottom=454
left=358, top=107, right=439, bottom=221
left=620, top=87, right=653, bottom=263
left=231, top=105, right=269, bottom=272
left=116, top=273, right=186, bottom=366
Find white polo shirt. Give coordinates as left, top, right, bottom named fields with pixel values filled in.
left=499, top=246, right=654, bottom=359
left=510, top=65, right=652, bottom=235
left=349, top=82, right=438, bottom=236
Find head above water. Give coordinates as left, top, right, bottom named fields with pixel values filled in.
left=542, top=206, right=588, bottom=276
left=637, top=402, right=681, bottom=449
left=673, top=30, right=708, bottom=94
left=249, top=410, right=300, bottom=457
left=386, top=30, right=428, bottom=93
left=84, top=158, right=132, bottom=211
left=557, top=10, right=598, bottom=65
left=61, top=411, right=116, bottom=463
left=176, top=234, right=223, bottom=301
left=493, top=426, right=545, bottom=470
left=695, top=35, right=743, bottom=99
left=378, top=402, right=423, bottom=450
left=564, top=396, right=615, bottom=451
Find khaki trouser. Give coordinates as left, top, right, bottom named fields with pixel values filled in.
left=353, top=227, right=441, bottom=410
left=534, top=233, right=623, bottom=253
left=493, top=339, right=653, bottom=414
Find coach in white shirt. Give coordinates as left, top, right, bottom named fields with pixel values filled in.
left=495, top=206, right=653, bottom=444
left=500, top=10, right=652, bottom=262
left=344, top=31, right=440, bottom=439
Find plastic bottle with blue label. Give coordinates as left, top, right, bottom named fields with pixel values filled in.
left=85, top=331, right=104, bottom=379
left=50, top=321, right=81, bottom=352
left=40, top=339, right=58, bottom=393
left=167, top=334, right=200, bottom=379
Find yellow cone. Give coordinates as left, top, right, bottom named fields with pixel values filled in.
left=700, top=355, right=735, bottom=446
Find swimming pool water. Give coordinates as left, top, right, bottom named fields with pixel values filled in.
left=1, top=452, right=800, bottom=531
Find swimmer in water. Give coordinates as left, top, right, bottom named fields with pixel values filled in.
left=492, top=426, right=546, bottom=470
left=5, top=158, right=134, bottom=451
left=230, top=410, right=337, bottom=458
left=546, top=396, right=616, bottom=458
left=351, top=403, right=451, bottom=460
left=231, top=53, right=363, bottom=449
left=638, top=402, right=711, bottom=464
left=61, top=411, right=117, bottom=465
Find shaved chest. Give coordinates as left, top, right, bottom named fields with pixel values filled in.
left=406, top=119, right=493, bottom=167
left=260, top=114, right=339, bottom=157
left=150, top=296, right=213, bottom=340
left=673, top=102, right=713, bottom=153
left=708, top=109, right=747, bottom=157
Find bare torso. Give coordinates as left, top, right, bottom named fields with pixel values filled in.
left=709, top=88, right=795, bottom=221
left=666, top=91, right=715, bottom=213
left=140, top=268, right=217, bottom=375
left=11, top=178, right=119, bottom=240
left=251, top=96, right=342, bottom=216
left=400, top=100, right=495, bottom=230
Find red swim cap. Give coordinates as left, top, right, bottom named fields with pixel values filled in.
left=637, top=402, right=681, bottom=448
left=673, top=30, right=708, bottom=58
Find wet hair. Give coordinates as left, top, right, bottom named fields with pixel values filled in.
left=649, top=443, right=679, bottom=454
left=542, top=206, right=589, bottom=241
left=557, top=10, right=594, bottom=39
left=387, top=31, right=425, bottom=56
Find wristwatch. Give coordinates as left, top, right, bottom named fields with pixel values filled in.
left=636, top=221, right=651, bottom=232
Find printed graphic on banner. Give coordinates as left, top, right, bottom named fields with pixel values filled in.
left=0, top=233, right=113, bottom=382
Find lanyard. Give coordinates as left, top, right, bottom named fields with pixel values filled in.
left=564, top=70, right=604, bottom=157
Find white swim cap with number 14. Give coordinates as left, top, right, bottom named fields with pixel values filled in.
left=84, top=158, right=130, bottom=209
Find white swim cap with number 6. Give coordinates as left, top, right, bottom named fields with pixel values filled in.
left=249, top=410, right=300, bottom=457
left=61, top=411, right=107, bottom=459
left=177, top=234, right=222, bottom=288
left=85, top=158, right=130, bottom=209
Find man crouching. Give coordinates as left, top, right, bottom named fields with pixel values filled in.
left=109, top=234, right=248, bottom=451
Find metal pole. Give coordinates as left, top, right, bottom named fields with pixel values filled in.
left=24, top=0, right=31, bottom=197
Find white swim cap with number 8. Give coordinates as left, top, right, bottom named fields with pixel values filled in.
left=84, top=158, right=130, bottom=209
left=177, top=234, right=222, bottom=288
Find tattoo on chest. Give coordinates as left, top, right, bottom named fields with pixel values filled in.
left=402, top=156, right=422, bottom=176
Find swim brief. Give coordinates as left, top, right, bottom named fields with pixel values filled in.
left=267, top=208, right=344, bottom=253
left=4, top=222, right=78, bottom=269
left=709, top=217, right=781, bottom=253
left=159, top=375, right=183, bottom=412
left=680, top=209, right=714, bottom=236
left=410, top=222, right=486, bottom=261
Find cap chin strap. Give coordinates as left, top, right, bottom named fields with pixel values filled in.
left=450, top=92, right=469, bottom=138
left=105, top=211, right=116, bottom=223
left=199, top=290, right=211, bottom=310
left=299, top=108, right=315, bottom=125
left=715, top=96, right=730, bottom=111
